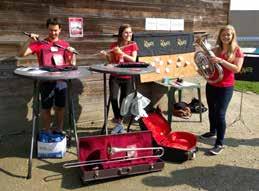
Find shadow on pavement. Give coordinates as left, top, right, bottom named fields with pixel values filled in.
left=142, top=164, right=259, bottom=190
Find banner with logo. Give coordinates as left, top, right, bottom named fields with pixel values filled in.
left=133, top=32, right=194, bottom=57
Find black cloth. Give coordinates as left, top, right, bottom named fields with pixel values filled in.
left=188, top=98, right=207, bottom=113
left=235, top=54, right=259, bottom=81
left=133, top=32, right=194, bottom=57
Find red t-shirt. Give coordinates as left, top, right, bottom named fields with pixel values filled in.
left=29, top=39, right=72, bottom=67
left=109, top=41, right=139, bottom=79
left=209, top=47, right=244, bottom=87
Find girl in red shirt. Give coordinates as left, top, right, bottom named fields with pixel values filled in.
left=101, top=24, right=139, bottom=133
left=200, top=25, right=244, bottom=155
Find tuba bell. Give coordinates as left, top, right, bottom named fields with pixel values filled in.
left=194, top=37, right=223, bottom=83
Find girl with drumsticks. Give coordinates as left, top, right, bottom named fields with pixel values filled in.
left=100, top=24, right=139, bottom=134
left=200, top=25, right=244, bottom=155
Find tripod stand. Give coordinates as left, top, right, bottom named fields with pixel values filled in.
left=229, top=90, right=251, bottom=131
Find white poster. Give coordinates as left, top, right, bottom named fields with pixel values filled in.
left=170, top=19, right=184, bottom=31
left=145, top=18, right=184, bottom=31
left=145, top=18, right=157, bottom=30
left=156, top=18, right=171, bottom=31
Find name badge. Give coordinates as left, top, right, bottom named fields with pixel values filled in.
left=53, top=54, right=64, bottom=66
left=50, top=46, right=58, bottom=52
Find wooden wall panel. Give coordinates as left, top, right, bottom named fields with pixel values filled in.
left=0, top=0, right=230, bottom=128
left=139, top=52, right=197, bottom=82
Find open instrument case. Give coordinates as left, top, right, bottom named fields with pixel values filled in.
left=64, top=131, right=164, bottom=183
left=140, top=110, right=197, bottom=162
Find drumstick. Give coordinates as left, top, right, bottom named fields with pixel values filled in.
left=86, top=42, right=137, bottom=58
left=106, top=42, right=137, bottom=53
left=23, top=32, right=39, bottom=40
left=23, top=32, right=50, bottom=45
left=23, top=32, right=79, bottom=55
left=53, top=43, right=79, bottom=55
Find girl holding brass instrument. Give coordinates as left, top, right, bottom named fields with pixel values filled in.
left=100, top=24, right=139, bottom=134
left=200, top=25, right=244, bottom=155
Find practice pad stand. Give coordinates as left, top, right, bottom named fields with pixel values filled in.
left=229, top=90, right=251, bottom=132
left=101, top=73, right=109, bottom=135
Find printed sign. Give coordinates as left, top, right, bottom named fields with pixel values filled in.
left=145, top=18, right=157, bottom=30
left=145, top=18, right=184, bottom=31
left=170, top=19, right=184, bottom=31
left=68, top=17, right=83, bottom=37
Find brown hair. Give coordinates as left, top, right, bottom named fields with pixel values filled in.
left=46, top=17, right=62, bottom=28
left=117, top=24, right=132, bottom=45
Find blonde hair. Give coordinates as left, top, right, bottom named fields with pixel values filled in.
left=215, top=25, right=240, bottom=62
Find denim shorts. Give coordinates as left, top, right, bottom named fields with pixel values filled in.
left=39, top=81, right=67, bottom=109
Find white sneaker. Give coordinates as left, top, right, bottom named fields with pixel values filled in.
left=209, top=145, right=224, bottom=155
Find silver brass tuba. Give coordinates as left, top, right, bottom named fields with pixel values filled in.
left=194, top=37, right=223, bottom=83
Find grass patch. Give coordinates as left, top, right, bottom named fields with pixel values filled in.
left=235, top=81, right=259, bottom=94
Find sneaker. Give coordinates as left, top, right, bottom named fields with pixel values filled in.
left=209, top=145, right=224, bottom=155
left=200, top=132, right=216, bottom=139
left=111, top=123, right=125, bottom=134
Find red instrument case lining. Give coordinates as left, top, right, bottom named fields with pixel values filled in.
left=78, top=131, right=164, bottom=183
left=140, top=110, right=197, bottom=162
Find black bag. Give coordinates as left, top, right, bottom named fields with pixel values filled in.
left=173, top=102, right=192, bottom=119
left=188, top=98, right=207, bottom=113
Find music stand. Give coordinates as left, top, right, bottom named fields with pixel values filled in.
left=229, top=90, right=251, bottom=131
left=230, top=53, right=259, bottom=131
